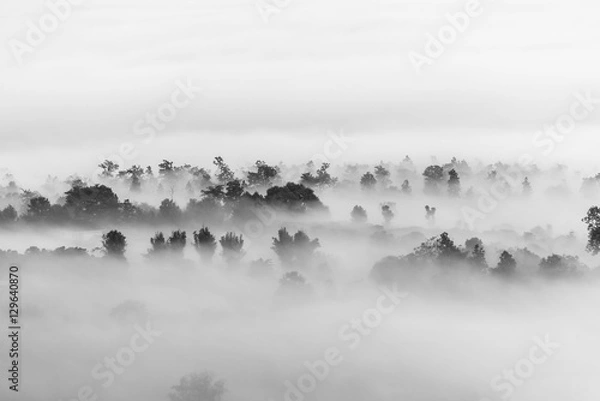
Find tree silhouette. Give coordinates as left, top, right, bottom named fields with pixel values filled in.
left=169, top=372, right=226, bottom=401
left=65, top=184, right=120, bottom=223
left=159, top=198, right=182, bottom=222
left=423, top=165, right=444, bottom=195
left=193, top=227, right=217, bottom=262
left=272, top=228, right=320, bottom=267
left=168, top=230, right=187, bottom=257
left=148, top=232, right=168, bottom=257
left=220, top=232, right=245, bottom=265
left=381, top=204, right=394, bottom=224
left=447, top=168, right=461, bottom=197
left=0, top=205, right=18, bottom=224
left=351, top=205, right=368, bottom=223
left=582, top=206, right=600, bottom=254
left=360, top=172, right=377, bottom=191
left=247, top=160, right=279, bottom=188
left=265, top=183, right=326, bottom=213
left=102, top=230, right=127, bottom=260
left=494, top=251, right=516, bottom=276
left=213, top=156, right=235, bottom=184
left=300, top=163, right=337, bottom=188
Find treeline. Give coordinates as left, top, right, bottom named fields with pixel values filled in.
left=0, top=181, right=326, bottom=227
left=371, top=231, right=592, bottom=284
left=2, top=155, right=600, bottom=227
left=0, top=226, right=322, bottom=269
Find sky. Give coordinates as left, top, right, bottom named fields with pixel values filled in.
left=0, top=0, right=599, bottom=182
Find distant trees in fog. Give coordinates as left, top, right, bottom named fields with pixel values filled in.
left=447, top=168, right=461, bottom=197
left=169, top=372, right=225, bottom=401
left=193, top=227, right=217, bottom=262
left=351, top=205, right=368, bottom=223
left=371, top=231, right=588, bottom=284
left=422, top=165, right=444, bottom=195
left=1, top=155, right=596, bottom=231
left=360, top=172, right=377, bottom=191
left=272, top=228, right=320, bottom=268
left=583, top=206, right=600, bottom=255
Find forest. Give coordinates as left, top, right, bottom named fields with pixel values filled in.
left=1, top=155, right=599, bottom=401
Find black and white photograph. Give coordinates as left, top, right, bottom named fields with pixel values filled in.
left=1, top=0, right=599, bottom=400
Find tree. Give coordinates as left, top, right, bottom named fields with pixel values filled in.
left=193, top=227, right=217, bottom=262
left=271, top=228, right=320, bottom=267
left=539, top=254, right=586, bottom=278
left=148, top=232, right=168, bottom=257
left=300, top=163, right=337, bottom=188
left=102, top=230, right=127, bottom=260
left=220, top=232, right=245, bottom=265
left=447, top=168, right=461, bottom=197
left=265, top=183, right=326, bottom=213
left=374, top=164, right=391, bottom=188
left=159, top=198, right=182, bottom=222
left=98, top=160, right=120, bottom=178
left=247, top=160, right=279, bottom=188
left=186, top=197, right=225, bottom=225
left=168, top=230, right=187, bottom=257
left=582, top=206, right=600, bottom=254
left=25, top=196, right=52, bottom=222
left=0, top=205, right=18, bottom=224
left=401, top=179, right=412, bottom=195
left=494, top=251, right=516, bottom=276
left=522, top=177, right=532, bottom=196
left=277, top=271, right=313, bottom=298
left=65, top=184, right=120, bottom=223
left=412, top=232, right=466, bottom=266
left=381, top=204, right=394, bottom=224
left=423, top=165, right=444, bottom=195
left=351, top=205, right=367, bottom=223
left=213, top=156, right=235, bottom=184
left=360, top=172, right=377, bottom=191
left=124, top=165, right=144, bottom=192
left=468, top=244, right=487, bottom=271
left=169, top=372, right=226, bottom=401
left=425, top=205, right=436, bottom=222
left=224, top=179, right=246, bottom=204
left=464, top=237, right=483, bottom=254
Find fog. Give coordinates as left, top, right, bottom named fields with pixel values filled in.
left=2, top=0, right=600, bottom=399
left=1, top=155, right=600, bottom=401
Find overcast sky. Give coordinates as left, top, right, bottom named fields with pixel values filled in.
left=0, top=0, right=599, bottom=182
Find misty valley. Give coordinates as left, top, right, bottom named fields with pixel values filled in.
left=1, top=156, right=599, bottom=401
